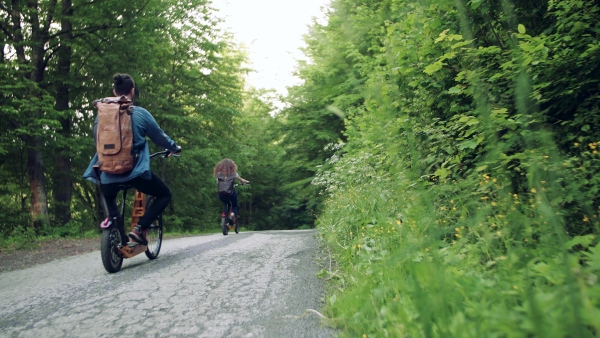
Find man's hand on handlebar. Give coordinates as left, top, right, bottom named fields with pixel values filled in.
left=167, top=146, right=182, bottom=158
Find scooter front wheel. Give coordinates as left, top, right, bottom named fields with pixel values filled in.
left=145, top=197, right=163, bottom=260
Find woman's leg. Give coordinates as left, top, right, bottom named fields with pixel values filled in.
left=231, top=190, right=240, bottom=216
left=218, top=193, right=230, bottom=215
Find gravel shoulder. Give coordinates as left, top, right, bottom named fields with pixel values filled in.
left=0, top=238, right=100, bottom=273
left=0, top=234, right=200, bottom=273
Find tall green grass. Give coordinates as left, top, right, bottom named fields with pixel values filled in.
left=315, top=148, right=600, bottom=337
left=308, top=0, right=600, bottom=336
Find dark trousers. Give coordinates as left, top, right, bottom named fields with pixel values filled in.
left=101, top=172, right=172, bottom=230
left=218, top=190, right=239, bottom=216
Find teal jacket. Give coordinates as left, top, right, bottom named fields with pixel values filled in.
left=83, top=106, right=179, bottom=185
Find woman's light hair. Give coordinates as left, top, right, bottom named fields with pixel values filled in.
left=214, top=158, right=238, bottom=177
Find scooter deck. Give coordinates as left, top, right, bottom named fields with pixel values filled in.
left=118, top=242, right=147, bottom=258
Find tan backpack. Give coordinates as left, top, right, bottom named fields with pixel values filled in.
left=93, top=96, right=135, bottom=174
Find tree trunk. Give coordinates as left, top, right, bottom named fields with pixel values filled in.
left=52, top=123, right=73, bottom=226
left=22, top=0, right=55, bottom=228
left=52, top=0, right=74, bottom=226
left=27, top=138, right=50, bottom=228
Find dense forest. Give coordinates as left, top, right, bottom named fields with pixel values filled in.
left=2, top=0, right=600, bottom=336
left=0, top=0, right=312, bottom=243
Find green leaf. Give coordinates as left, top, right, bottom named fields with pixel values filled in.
left=584, top=245, right=600, bottom=271
left=459, top=139, right=479, bottom=150
left=327, top=105, right=346, bottom=119
left=448, top=86, right=462, bottom=94
left=565, top=235, right=595, bottom=249
left=434, top=167, right=450, bottom=180
left=451, top=40, right=473, bottom=49
left=435, top=29, right=450, bottom=43
left=424, top=61, right=444, bottom=75
left=518, top=24, right=526, bottom=34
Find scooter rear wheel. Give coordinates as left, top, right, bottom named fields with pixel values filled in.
left=101, top=228, right=123, bottom=273
left=221, top=217, right=229, bottom=235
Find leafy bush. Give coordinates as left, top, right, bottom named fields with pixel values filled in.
left=304, top=0, right=600, bottom=336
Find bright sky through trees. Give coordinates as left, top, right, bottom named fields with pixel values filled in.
left=214, top=0, right=329, bottom=96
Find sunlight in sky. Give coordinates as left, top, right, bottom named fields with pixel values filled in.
left=213, top=0, right=330, bottom=97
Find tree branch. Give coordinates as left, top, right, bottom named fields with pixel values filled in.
left=0, top=21, right=14, bottom=40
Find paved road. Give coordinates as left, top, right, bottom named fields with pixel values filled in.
left=0, top=230, right=336, bottom=338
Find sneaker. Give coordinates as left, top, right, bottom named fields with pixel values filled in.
left=128, top=224, right=148, bottom=245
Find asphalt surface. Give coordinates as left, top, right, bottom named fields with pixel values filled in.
left=0, top=230, right=336, bottom=338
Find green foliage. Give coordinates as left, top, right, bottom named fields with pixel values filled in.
left=0, top=0, right=252, bottom=236
left=300, top=0, right=600, bottom=336
left=0, top=226, right=38, bottom=250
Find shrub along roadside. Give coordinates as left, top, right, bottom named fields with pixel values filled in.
left=302, top=0, right=600, bottom=336
left=315, top=149, right=600, bottom=337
